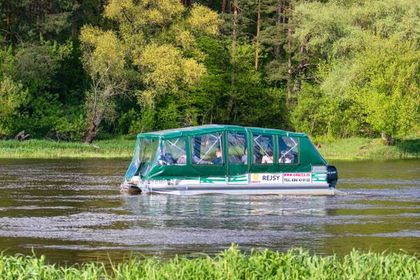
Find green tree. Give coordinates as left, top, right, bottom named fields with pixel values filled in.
left=80, top=0, right=220, bottom=141
left=0, top=76, right=28, bottom=137
left=80, top=27, right=127, bottom=143
left=348, top=39, right=419, bottom=143
left=292, top=0, right=420, bottom=141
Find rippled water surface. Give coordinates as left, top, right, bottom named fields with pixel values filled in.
left=0, top=159, right=419, bottom=264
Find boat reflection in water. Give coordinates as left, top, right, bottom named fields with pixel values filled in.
left=122, top=194, right=329, bottom=229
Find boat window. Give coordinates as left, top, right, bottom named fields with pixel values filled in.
left=138, top=138, right=159, bottom=175
left=227, top=132, right=247, bottom=164
left=124, top=138, right=141, bottom=180
left=139, top=139, right=159, bottom=163
left=191, top=132, right=223, bottom=165
left=279, top=136, right=299, bottom=164
left=159, top=138, right=187, bottom=165
left=253, top=134, right=274, bottom=164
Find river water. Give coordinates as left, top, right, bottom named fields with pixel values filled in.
left=0, top=159, right=419, bottom=264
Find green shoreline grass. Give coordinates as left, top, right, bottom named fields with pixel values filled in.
left=1, top=246, right=418, bottom=280
left=0, top=137, right=418, bottom=160
left=0, top=138, right=135, bottom=159
left=316, top=137, right=419, bottom=161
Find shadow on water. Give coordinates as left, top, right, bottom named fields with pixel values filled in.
left=0, top=158, right=419, bottom=265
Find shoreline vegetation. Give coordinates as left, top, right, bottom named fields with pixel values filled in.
left=0, top=137, right=418, bottom=161
left=0, top=246, right=418, bottom=279
left=0, top=137, right=419, bottom=161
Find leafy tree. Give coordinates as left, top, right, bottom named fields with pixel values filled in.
left=0, top=76, right=28, bottom=137
left=347, top=39, right=418, bottom=143
left=79, top=27, right=127, bottom=143
left=292, top=0, right=420, bottom=142
left=80, top=0, right=220, bottom=141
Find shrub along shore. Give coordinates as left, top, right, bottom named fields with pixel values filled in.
left=0, top=247, right=418, bottom=280
left=0, top=137, right=418, bottom=160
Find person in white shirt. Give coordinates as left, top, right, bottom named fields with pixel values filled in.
left=261, top=150, right=273, bottom=164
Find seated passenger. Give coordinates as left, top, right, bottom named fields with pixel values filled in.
left=279, top=151, right=294, bottom=164
left=241, top=149, right=247, bottom=164
left=158, top=153, right=175, bottom=165
left=261, top=150, right=273, bottom=164
left=164, top=153, right=175, bottom=164
left=211, top=148, right=223, bottom=164
left=177, top=153, right=186, bottom=164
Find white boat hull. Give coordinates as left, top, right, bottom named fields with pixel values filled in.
left=123, top=172, right=335, bottom=196
left=142, top=185, right=335, bottom=196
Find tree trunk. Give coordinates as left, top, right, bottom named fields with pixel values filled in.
left=381, top=132, right=395, bottom=146
left=227, top=0, right=239, bottom=123
left=274, top=0, right=283, bottom=58
left=255, top=0, right=261, bottom=70
left=71, top=0, right=81, bottom=38
left=286, top=23, right=293, bottom=106
left=294, top=43, right=308, bottom=94
left=231, top=0, right=238, bottom=86
left=84, top=114, right=103, bottom=144
left=222, top=0, right=227, bottom=13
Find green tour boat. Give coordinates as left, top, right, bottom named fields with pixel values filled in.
left=121, top=125, right=338, bottom=195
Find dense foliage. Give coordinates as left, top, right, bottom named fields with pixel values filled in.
left=1, top=246, right=419, bottom=279
left=0, top=0, right=418, bottom=143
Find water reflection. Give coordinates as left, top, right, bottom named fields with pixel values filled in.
left=122, top=194, right=329, bottom=229
left=0, top=159, right=419, bottom=264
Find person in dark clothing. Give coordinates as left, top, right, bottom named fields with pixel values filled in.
left=212, top=148, right=223, bottom=164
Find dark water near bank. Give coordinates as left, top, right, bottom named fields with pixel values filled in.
left=0, top=159, right=419, bottom=264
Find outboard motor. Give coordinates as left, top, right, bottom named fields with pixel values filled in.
left=327, top=165, right=338, bottom=188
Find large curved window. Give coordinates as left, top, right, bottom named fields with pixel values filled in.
left=191, top=133, right=223, bottom=165
left=159, top=137, right=187, bottom=165
left=228, top=132, right=247, bottom=164
left=253, top=134, right=273, bottom=164
left=138, top=138, right=159, bottom=175
left=140, top=139, right=159, bottom=163
left=279, top=136, right=299, bottom=164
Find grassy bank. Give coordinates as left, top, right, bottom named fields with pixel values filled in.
left=0, top=138, right=135, bottom=159
left=316, top=137, right=419, bottom=160
left=1, top=247, right=418, bottom=279
left=0, top=137, right=418, bottom=160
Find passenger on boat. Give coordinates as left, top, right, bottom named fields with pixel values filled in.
left=212, top=148, right=223, bottom=164
left=241, top=149, right=247, bottom=163
left=159, top=153, right=175, bottom=165
left=261, top=150, right=273, bottom=164
left=279, top=151, right=295, bottom=164
left=177, top=153, right=187, bottom=164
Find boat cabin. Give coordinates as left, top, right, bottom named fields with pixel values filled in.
left=124, top=125, right=336, bottom=191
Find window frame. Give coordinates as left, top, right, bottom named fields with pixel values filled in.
left=278, top=136, right=300, bottom=165
left=251, top=133, right=275, bottom=166
left=160, top=137, right=187, bottom=166
left=190, top=132, right=224, bottom=166
left=227, top=131, right=248, bottom=165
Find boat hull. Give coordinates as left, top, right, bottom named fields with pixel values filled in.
left=141, top=184, right=335, bottom=196
left=123, top=172, right=335, bottom=196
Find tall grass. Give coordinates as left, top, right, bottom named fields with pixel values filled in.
left=0, top=138, right=135, bottom=159
left=0, top=137, right=418, bottom=160
left=316, top=137, right=419, bottom=160
left=0, top=246, right=418, bottom=279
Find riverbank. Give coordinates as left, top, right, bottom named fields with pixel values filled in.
left=0, top=138, right=135, bottom=159
left=316, top=137, right=419, bottom=160
left=1, top=246, right=418, bottom=279
left=0, top=137, right=418, bottom=160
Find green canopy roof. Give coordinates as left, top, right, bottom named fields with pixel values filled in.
left=137, top=124, right=305, bottom=139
